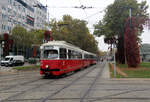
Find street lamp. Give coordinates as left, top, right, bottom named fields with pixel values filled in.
left=0, top=41, right=5, bottom=64
left=112, top=36, right=118, bottom=77
left=104, top=36, right=118, bottom=77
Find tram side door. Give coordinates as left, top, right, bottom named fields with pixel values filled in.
left=59, top=48, right=67, bottom=71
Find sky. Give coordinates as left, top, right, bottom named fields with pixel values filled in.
left=39, top=0, right=150, bottom=51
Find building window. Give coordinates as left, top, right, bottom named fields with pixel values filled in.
left=8, top=8, right=11, bottom=13
left=13, top=1, right=16, bottom=6
left=22, top=7, right=25, bottom=12
left=18, top=5, right=21, bottom=10
left=2, top=14, right=6, bottom=20
left=26, top=15, right=34, bottom=26
left=22, top=16, right=24, bottom=19
left=13, top=11, right=16, bottom=17
left=13, top=20, right=17, bottom=24
left=8, top=18, right=12, bottom=22
left=8, top=0, right=12, bottom=4
left=18, top=14, right=21, bottom=18
left=8, top=26, right=11, bottom=31
left=2, top=24, right=6, bottom=30
left=2, top=6, right=6, bottom=10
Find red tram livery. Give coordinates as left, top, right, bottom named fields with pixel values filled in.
left=40, top=41, right=97, bottom=76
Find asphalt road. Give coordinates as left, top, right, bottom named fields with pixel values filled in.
left=0, top=62, right=150, bottom=102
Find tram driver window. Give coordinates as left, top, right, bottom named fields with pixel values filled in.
left=60, top=48, right=67, bottom=59
left=44, top=50, right=58, bottom=59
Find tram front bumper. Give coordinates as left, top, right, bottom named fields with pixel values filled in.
left=40, top=68, right=60, bottom=71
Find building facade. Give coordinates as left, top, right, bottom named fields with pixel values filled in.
left=0, top=0, right=47, bottom=34
left=140, top=44, right=150, bottom=62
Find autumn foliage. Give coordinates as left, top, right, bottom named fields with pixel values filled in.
left=3, top=33, right=14, bottom=56
left=124, top=17, right=140, bottom=67
left=44, top=30, right=53, bottom=42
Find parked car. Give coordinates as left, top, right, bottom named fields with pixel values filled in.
left=1, top=55, right=24, bottom=67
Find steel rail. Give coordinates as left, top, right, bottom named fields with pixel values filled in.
left=0, top=64, right=98, bottom=102
left=0, top=71, right=39, bottom=79
left=0, top=78, right=41, bottom=92
left=0, top=74, right=39, bottom=84
left=80, top=62, right=106, bottom=102
left=0, top=79, right=56, bottom=102
left=39, top=64, right=98, bottom=102
left=90, top=88, right=150, bottom=102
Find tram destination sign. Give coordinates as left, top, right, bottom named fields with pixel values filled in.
left=44, top=46, right=54, bottom=49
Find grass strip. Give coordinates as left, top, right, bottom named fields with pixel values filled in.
left=139, top=62, right=150, bottom=68
left=13, top=65, right=40, bottom=71
left=122, top=69, right=150, bottom=78
left=109, top=63, right=125, bottom=78
left=116, top=62, right=150, bottom=78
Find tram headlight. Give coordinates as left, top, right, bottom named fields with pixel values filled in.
left=45, top=65, right=49, bottom=69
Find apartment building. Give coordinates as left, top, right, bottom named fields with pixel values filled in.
left=0, top=0, right=47, bottom=34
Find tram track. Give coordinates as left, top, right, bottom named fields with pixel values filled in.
left=0, top=71, right=39, bottom=79
left=80, top=62, right=106, bottom=102
left=0, top=79, right=57, bottom=102
left=89, top=87, right=150, bottom=102
left=0, top=63, right=101, bottom=102
left=0, top=78, right=41, bottom=92
left=0, top=74, right=39, bottom=84
left=38, top=64, right=99, bottom=102
left=1, top=62, right=150, bottom=102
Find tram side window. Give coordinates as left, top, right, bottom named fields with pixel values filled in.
left=71, top=50, right=76, bottom=59
left=90, top=55, right=93, bottom=59
left=84, top=54, right=88, bottom=59
left=74, top=51, right=78, bottom=59
left=79, top=53, right=82, bottom=59
left=69, top=50, right=77, bottom=59
left=60, top=48, right=67, bottom=59
left=77, top=52, right=82, bottom=59
left=68, top=50, right=82, bottom=59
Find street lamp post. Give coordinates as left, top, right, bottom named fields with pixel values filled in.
left=104, top=37, right=118, bottom=77
left=113, top=43, right=116, bottom=77
left=0, top=41, right=5, bottom=64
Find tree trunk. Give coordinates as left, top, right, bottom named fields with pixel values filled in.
left=117, top=36, right=125, bottom=64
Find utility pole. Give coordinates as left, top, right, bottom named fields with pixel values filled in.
left=129, top=8, right=132, bottom=18
left=113, top=43, right=116, bottom=77
left=129, top=8, right=132, bottom=29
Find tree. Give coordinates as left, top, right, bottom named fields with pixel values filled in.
left=28, top=29, right=45, bottom=57
left=28, top=29, right=45, bottom=45
left=11, top=25, right=28, bottom=55
left=11, top=26, right=45, bottom=57
left=124, top=17, right=140, bottom=67
left=94, top=0, right=149, bottom=64
left=50, top=15, right=99, bottom=54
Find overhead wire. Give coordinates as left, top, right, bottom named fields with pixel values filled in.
left=36, top=0, right=106, bottom=32
left=45, top=6, right=103, bottom=9
left=84, top=9, right=104, bottom=19
left=78, top=0, right=89, bottom=22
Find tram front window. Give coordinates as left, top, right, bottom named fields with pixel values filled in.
left=44, top=50, right=58, bottom=59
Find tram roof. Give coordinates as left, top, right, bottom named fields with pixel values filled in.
left=83, top=51, right=96, bottom=56
left=41, top=41, right=82, bottom=52
left=41, top=41, right=96, bottom=55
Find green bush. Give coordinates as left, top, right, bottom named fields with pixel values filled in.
left=28, top=58, right=37, bottom=64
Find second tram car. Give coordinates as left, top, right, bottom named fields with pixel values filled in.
left=40, top=41, right=97, bottom=76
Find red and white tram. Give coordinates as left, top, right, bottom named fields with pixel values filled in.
left=40, top=41, right=97, bottom=76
